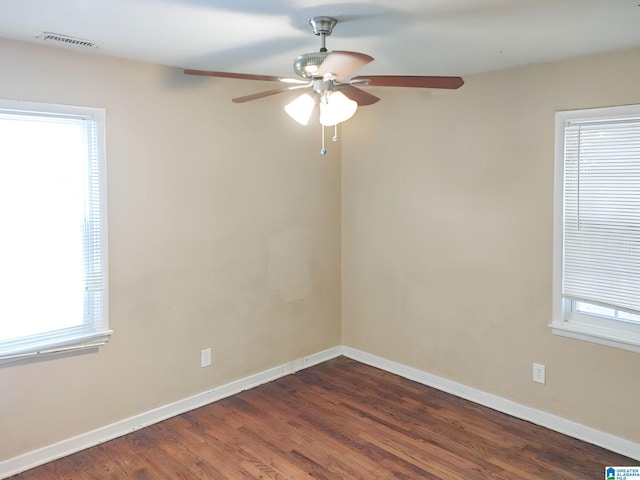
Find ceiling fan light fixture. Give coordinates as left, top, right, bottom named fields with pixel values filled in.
left=319, top=91, right=357, bottom=127
left=284, top=93, right=316, bottom=125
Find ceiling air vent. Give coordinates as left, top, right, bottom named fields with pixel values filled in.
left=39, top=32, right=98, bottom=49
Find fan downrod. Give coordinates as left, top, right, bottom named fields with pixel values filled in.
left=309, top=16, right=337, bottom=53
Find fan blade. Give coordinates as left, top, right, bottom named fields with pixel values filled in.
left=316, top=51, right=374, bottom=80
left=232, top=84, right=311, bottom=104
left=337, top=84, right=380, bottom=106
left=184, top=69, right=306, bottom=84
left=351, top=75, right=464, bottom=89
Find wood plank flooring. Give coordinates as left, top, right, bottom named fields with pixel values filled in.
left=11, top=356, right=635, bottom=479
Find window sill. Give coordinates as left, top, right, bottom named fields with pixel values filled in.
left=0, top=330, right=113, bottom=367
left=550, top=322, right=640, bottom=354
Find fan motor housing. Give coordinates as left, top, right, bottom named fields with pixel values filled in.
left=293, top=51, right=329, bottom=79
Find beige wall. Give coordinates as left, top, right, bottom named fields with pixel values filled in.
left=342, top=48, right=640, bottom=443
left=0, top=38, right=341, bottom=460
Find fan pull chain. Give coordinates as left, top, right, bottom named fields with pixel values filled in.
left=320, top=125, right=327, bottom=155
left=320, top=124, right=342, bottom=155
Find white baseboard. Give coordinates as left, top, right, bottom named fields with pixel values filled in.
left=2, top=344, right=638, bottom=478
left=0, top=346, right=342, bottom=479
left=341, top=346, right=640, bottom=461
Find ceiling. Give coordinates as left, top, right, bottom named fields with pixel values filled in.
left=0, top=0, right=639, bottom=79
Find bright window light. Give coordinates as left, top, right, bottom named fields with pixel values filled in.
left=0, top=116, right=85, bottom=340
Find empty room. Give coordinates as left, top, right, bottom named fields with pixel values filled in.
left=0, top=1, right=639, bottom=478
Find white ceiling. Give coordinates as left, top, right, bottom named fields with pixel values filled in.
left=0, top=0, right=639, bottom=79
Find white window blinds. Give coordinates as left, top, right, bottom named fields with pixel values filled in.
left=0, top=101, right=110, bottom=364
left=562, top=116, right=640, bottom=315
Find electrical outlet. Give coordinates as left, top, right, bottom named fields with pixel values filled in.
left=532, top=363, right=545, bottom=384
left=201, top=348, right=212, bottom=368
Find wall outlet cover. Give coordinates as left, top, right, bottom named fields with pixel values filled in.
left=201, top=348, right=212, bottom=368
left=533, top=363, right=546, bottom=384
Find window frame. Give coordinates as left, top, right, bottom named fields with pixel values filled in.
left=0, top=98, right=111, bottom=366
left=552, top=103, right=640, bottom=353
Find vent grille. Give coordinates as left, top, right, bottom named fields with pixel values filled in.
left=40, top=32, right=97, bottom=49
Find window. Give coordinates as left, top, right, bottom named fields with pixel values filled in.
left=552, top=104, right=640, bottom=353
left=0, top=99, right=110, bottom=365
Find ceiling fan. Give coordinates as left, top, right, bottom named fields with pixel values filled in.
left=185, top=16, right=464, bottom=154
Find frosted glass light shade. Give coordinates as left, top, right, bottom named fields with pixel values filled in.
left=319, top=91, right=357, bottom=127
left=284, top=93, right=316, bottom=125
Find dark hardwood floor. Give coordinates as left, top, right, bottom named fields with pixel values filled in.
left=11, top=356, right=634, bottom=479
